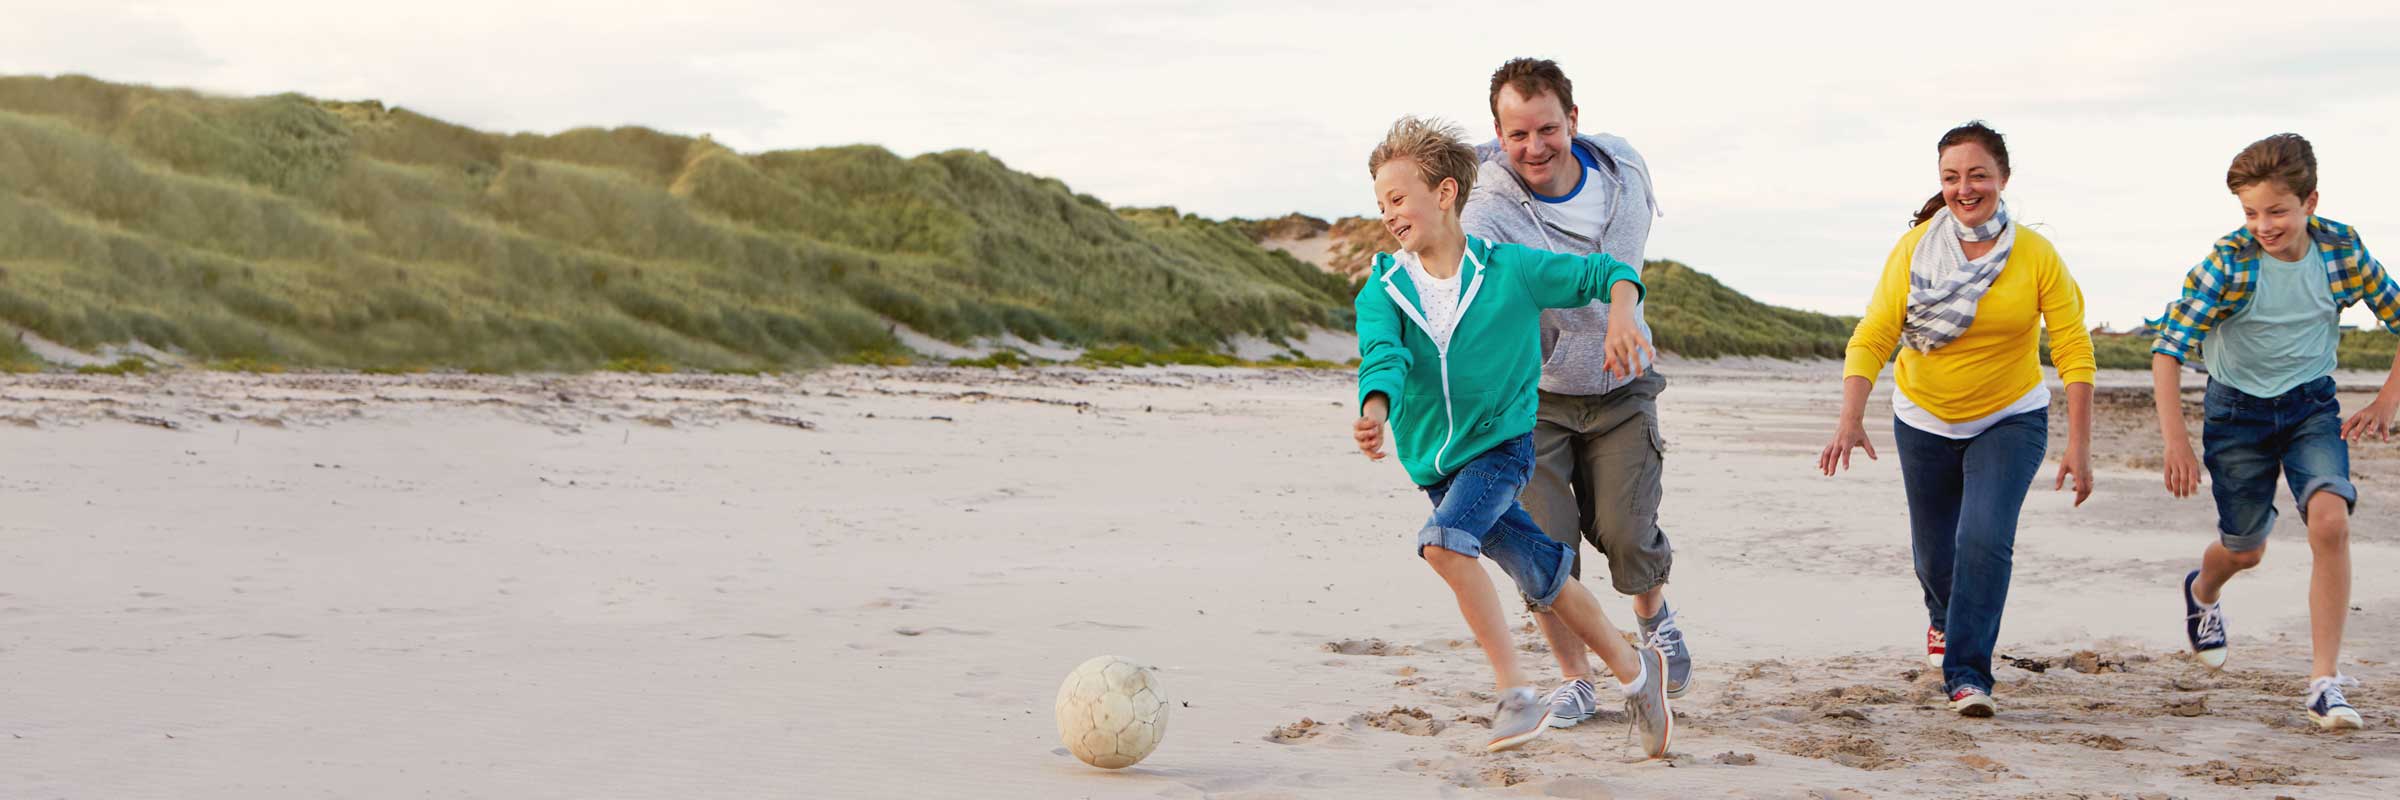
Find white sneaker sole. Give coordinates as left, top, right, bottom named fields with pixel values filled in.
left=2310, top=707, right=2363, bottom=731
left=1488, top=708, right=1557, bottom=752
left=2195, top=647, right=2226, bottom=670
left=1952, top=695, right=1995, bottom=717
left=1544, top=712, right=1587, bottom=729
left=1926, top=653, right=1943, bottom=669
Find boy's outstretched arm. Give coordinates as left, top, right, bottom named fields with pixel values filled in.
left=1601, top=279, right=1655, bottom=379
left=1514, top=246, right=1654, bottom=378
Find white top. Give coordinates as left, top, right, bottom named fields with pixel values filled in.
left=1534, top=154, right=1613, bottom=240
left=1894, top=382, right=2049, bottom=439
left=1400, top=250, right=1464, bottom=351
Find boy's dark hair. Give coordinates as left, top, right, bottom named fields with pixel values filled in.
left=1488, top=58, right=1574, bottom=119
left=1910, top=121, right=2012, bottom=228
left=1369, top=116, right=1477, bottom=211
left=2227, top=133, right=2317, bottom=199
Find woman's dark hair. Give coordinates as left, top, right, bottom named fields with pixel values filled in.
left=1910, top=121, right=2011, bottom=227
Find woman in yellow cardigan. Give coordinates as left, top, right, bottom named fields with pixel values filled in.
left=1818, top=122, right=2096, bottom=718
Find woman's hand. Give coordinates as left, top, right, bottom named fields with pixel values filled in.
left=1818, top=419, right=1877, bottom=476
left=2053, top=442, right=2093, bottom=507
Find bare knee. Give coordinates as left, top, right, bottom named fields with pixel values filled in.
left=2226, top=545, right=2267, bottom=571
left=2309, top=511, right=2350, bottom=551
left=1421, top=544, right=1475, bottom=570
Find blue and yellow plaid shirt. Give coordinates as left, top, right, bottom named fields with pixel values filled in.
left=2149, top=216, right=2400, bottom=363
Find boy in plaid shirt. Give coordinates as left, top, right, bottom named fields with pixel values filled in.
left=2149, top=133, right=2400, bottom=730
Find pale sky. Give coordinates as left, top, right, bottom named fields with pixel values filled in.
left=7, top=1, right=2400, bottom=330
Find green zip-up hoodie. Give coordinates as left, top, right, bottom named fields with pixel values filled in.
left=1356, top=235, right=1645, bottom=486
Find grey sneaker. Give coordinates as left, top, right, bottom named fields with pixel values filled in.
left=1623, top=647, right=1673, bottom=759
left=1642, top=605, right=1694, bottom=699
left=1543, top=678, right=1599, bottom=729
left=1486, top=686, right=1555, bottom=752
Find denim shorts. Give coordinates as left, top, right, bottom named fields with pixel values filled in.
left=1417, top=433, right=1577, bottom=610
left=2202, top=376, right=2356, bottom=552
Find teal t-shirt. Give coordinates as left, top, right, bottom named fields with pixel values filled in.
left=2207, top=244, right=2338, bottom=398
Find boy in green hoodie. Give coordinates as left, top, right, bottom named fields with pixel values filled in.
left=1350, top=116, right=1670, bottom=756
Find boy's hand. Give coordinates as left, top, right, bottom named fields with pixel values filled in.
left=2162, top=441, right=2202, bottom=498
left=1603, top=316, right=1656, bottom=380
left=2053, top=443, right=2093, bottom=507
left=2342, top=399, right=2395, bottom=443
left=1354, top=395, right=1389, bottom=460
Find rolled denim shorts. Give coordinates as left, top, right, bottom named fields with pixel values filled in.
left=2202, top=376, right=2356, bottom=552
left=1417, top=433, right=1577, bottom=610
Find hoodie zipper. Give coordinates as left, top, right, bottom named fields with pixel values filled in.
left=1382, top=248, right=1489, bottom=475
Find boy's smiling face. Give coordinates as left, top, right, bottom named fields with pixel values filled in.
left=2236, top=181, right=2318, bottom=262
left=1374, top=157, right=1456, bottom=254
left=1938, top=142, right=2007, bottom=228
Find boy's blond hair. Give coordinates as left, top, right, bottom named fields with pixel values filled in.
left=1368, top=116, right=1477, bottom=211
left=2227, top=133, right=2317, bottom=199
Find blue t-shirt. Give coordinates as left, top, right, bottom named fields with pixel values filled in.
left=2208, top=244, right=2339, bottom=398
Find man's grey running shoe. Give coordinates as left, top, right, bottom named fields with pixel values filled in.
left=1642, top=604, right=1694, bottom=699
left=1544, top=678, right=1598, bottom=729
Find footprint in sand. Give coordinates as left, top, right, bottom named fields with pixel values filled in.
left=2180, top=759, right=2304, bottom=786
left=1322, top=638, right=1414, bottom=656
left=1781, top=733, right=1905, bottom=771
left=1352, top=706, right=1445, bottom=736
left=1265, top=717, right=1325, bottom=744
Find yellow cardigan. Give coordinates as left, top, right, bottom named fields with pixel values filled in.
left=1843, top=223, right=2096, bottom=423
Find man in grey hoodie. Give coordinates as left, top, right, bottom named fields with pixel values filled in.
left=1460, top=58, right=1691, bottom=728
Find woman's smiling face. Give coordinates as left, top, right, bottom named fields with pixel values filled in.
left=1939, top=141, right=2008, bottom=228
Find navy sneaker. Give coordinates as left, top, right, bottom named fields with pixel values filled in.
left=2182, top=570, right=2228, bottom=669
left=2306, top=675, right=2363, bottom=731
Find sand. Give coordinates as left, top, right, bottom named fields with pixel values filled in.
left=3, top=362, right=2397, bottom=798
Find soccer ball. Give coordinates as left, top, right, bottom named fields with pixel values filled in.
left=1054, top=655, right=1170, bottom=768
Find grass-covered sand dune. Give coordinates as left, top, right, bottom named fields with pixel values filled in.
left=13, top=74, right=2382, bottom=374
left=0, top=75, right=1352, bottom=373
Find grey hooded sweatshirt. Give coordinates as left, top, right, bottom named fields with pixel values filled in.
left=1461, top=132, right=1661, bottom=396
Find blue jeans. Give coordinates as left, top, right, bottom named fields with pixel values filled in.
left=2203, top=376, right=2356, bottom=552
left=1418, top=434, right=1576, bottom=610
left=1894, top=411, right=2048, bottom=693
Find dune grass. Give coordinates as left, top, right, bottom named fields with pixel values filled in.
left=0, top=75, right=1353, bottom=372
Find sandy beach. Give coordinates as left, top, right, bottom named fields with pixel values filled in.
left=4, top=361, right=2398, bottom=798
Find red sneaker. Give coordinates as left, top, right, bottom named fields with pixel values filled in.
left=1925, top=626, right=1946, bottom=669
left=1949, top=685, right=1995, bottom=717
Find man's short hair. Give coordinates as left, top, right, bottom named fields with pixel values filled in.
left=1488, top=58, right=1574, bottom=119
